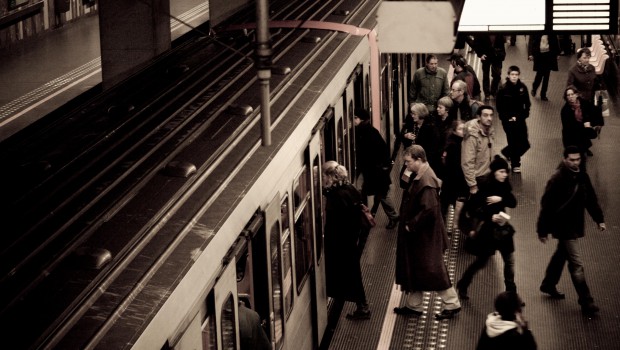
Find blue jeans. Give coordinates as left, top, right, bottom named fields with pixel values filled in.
left=541, top=239, right=593, bottom=305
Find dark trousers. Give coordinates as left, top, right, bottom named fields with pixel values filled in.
left=541, top=239, right=593, bottom=305
left=501, top=119, right=530, bottom=167
left=481, top=60, right=503, bottom=97
left=533, top=70, right=551, bottom=98
left=458, top=250, right=516, bottom=292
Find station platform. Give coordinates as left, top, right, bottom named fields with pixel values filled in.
left=327, top=36, right=620, bottom=350
left=0, top=0, right=209, bottom=142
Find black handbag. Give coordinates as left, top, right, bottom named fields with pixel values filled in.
left=492, top=223, right=515, bottom=241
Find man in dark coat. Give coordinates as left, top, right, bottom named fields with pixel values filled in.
left=537, top=146, right=606, bottom=316
left=238, top=297, right=272, bottom=350
left=528, top=33, right=560, bottom=101
left=470, top=34, right=506, bottom=100
left=354, top=109, right=399, bottom=229
left=394, top=145, right=461, bottom=320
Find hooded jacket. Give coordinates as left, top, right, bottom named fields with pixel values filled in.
left=461, top=119, right=495, bottom=188
left=476, top=312, right=537, bottom=350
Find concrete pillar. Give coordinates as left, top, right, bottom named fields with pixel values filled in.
left=98, top=0, right=171, bottom=89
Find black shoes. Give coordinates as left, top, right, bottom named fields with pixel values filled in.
left=456, top=281, right=469, bottom=300
left=541, top=96, right=549, bottom=101
left=540, top=286, right=566, bottom=299
left=346, top=308, right=371, bottom=320
left=386, top=217, right=399, bottom=229
left=394, top=306, right=423, bottom=316
left=586, top=149, right=594, bottom=156
left=435, top=307, right=461, bottom=320
left=581, top=302, right=600, bottom=316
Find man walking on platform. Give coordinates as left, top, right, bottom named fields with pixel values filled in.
left=461, top=105, right=496, bottom=195
left=537, top=146, right=606, bottom=316
left=496, top=66, right=531, bottom=173
left=394, top=145, right=461, bottom=320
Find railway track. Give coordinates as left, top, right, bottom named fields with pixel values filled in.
left=0, top=0, right=379, bottom=348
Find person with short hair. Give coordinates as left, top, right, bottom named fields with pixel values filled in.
left=496, top=65, right=531, bottom=173
left=448, top=80, right=480, bottom=123
left=354, top=109, right=399, bottom=229
left=470, top=34, right=506, bottom=100
left=528, top=33, right=560, bottom=101
left=537, top=146, right=606, bottom=316
left=394, top=145, right=462, bottom=320
left=476, top=291, right=537, bottom=350
left=435, top=96, right=455, bottom=156
left=449, top=54, right=481, bottom=101
left=461, top=105, right=496, bottom=195
left=567, top=48, right=598, bottom=103
left=408, top=54, right=450, bottom=113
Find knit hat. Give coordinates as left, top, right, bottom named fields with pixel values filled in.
left=355, top=108, right=371, bottom=121
left=454, top=57, right=467, bottom=68
left=490, top=155, right=510, bottom=173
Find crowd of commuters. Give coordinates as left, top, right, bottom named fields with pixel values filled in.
left=317, top=34, right=608, bottom=350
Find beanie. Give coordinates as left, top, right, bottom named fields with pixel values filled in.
left=355, top=108, right=371, bottom=121
left=490, top=155, right=510, bottom=173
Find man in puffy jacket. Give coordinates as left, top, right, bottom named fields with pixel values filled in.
left=461, top=105, right=496, bottom=195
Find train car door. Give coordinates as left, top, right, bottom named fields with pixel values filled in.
left=308, top=130, right=327, bottom=344
left=264, top=193, right=286, bottom=350
left=213, top=261, right=240, bottom=349
left=343, top=74, right=356, bottom=182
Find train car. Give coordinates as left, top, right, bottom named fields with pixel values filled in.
left=126, top=9, right=413, bottom=350
left=0, top=0, right=418, bottom=349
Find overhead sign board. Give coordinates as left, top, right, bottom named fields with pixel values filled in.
left=457, top=0, right=618, bottom=33
left=377, top=2, right=455, bottom=53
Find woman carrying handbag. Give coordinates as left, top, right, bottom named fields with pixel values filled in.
left=456, top=156, right=518, bottom=300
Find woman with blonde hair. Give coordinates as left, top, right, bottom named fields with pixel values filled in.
left=322, top=161, right=370, bottom=320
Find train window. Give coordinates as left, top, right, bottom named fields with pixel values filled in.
left=269, top=222, right=285, bottom=349
left=346, top=99, right=355, bottom=181
left=337, top=118, right=345, bottom=165
left=280, top=195, right=293, bottom=318
left=201, top=314, right=217, bottom=350
left=220, top=294, right=237, bottom=350
left=293, top=166, right=313, bottom=292
left=8, top=0, right=29, bottom=10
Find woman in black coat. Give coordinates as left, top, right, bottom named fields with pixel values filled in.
left=561, top=86, right=602, bottom=158
left=322, top=161, right=370, bottom=320
left=457, top=156, right=517, bottom=299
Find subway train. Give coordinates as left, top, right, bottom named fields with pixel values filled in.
left=0, top=0, right=422, bottom=349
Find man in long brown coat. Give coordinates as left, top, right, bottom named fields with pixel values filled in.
left=394, top=145, right=462, bottom=320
